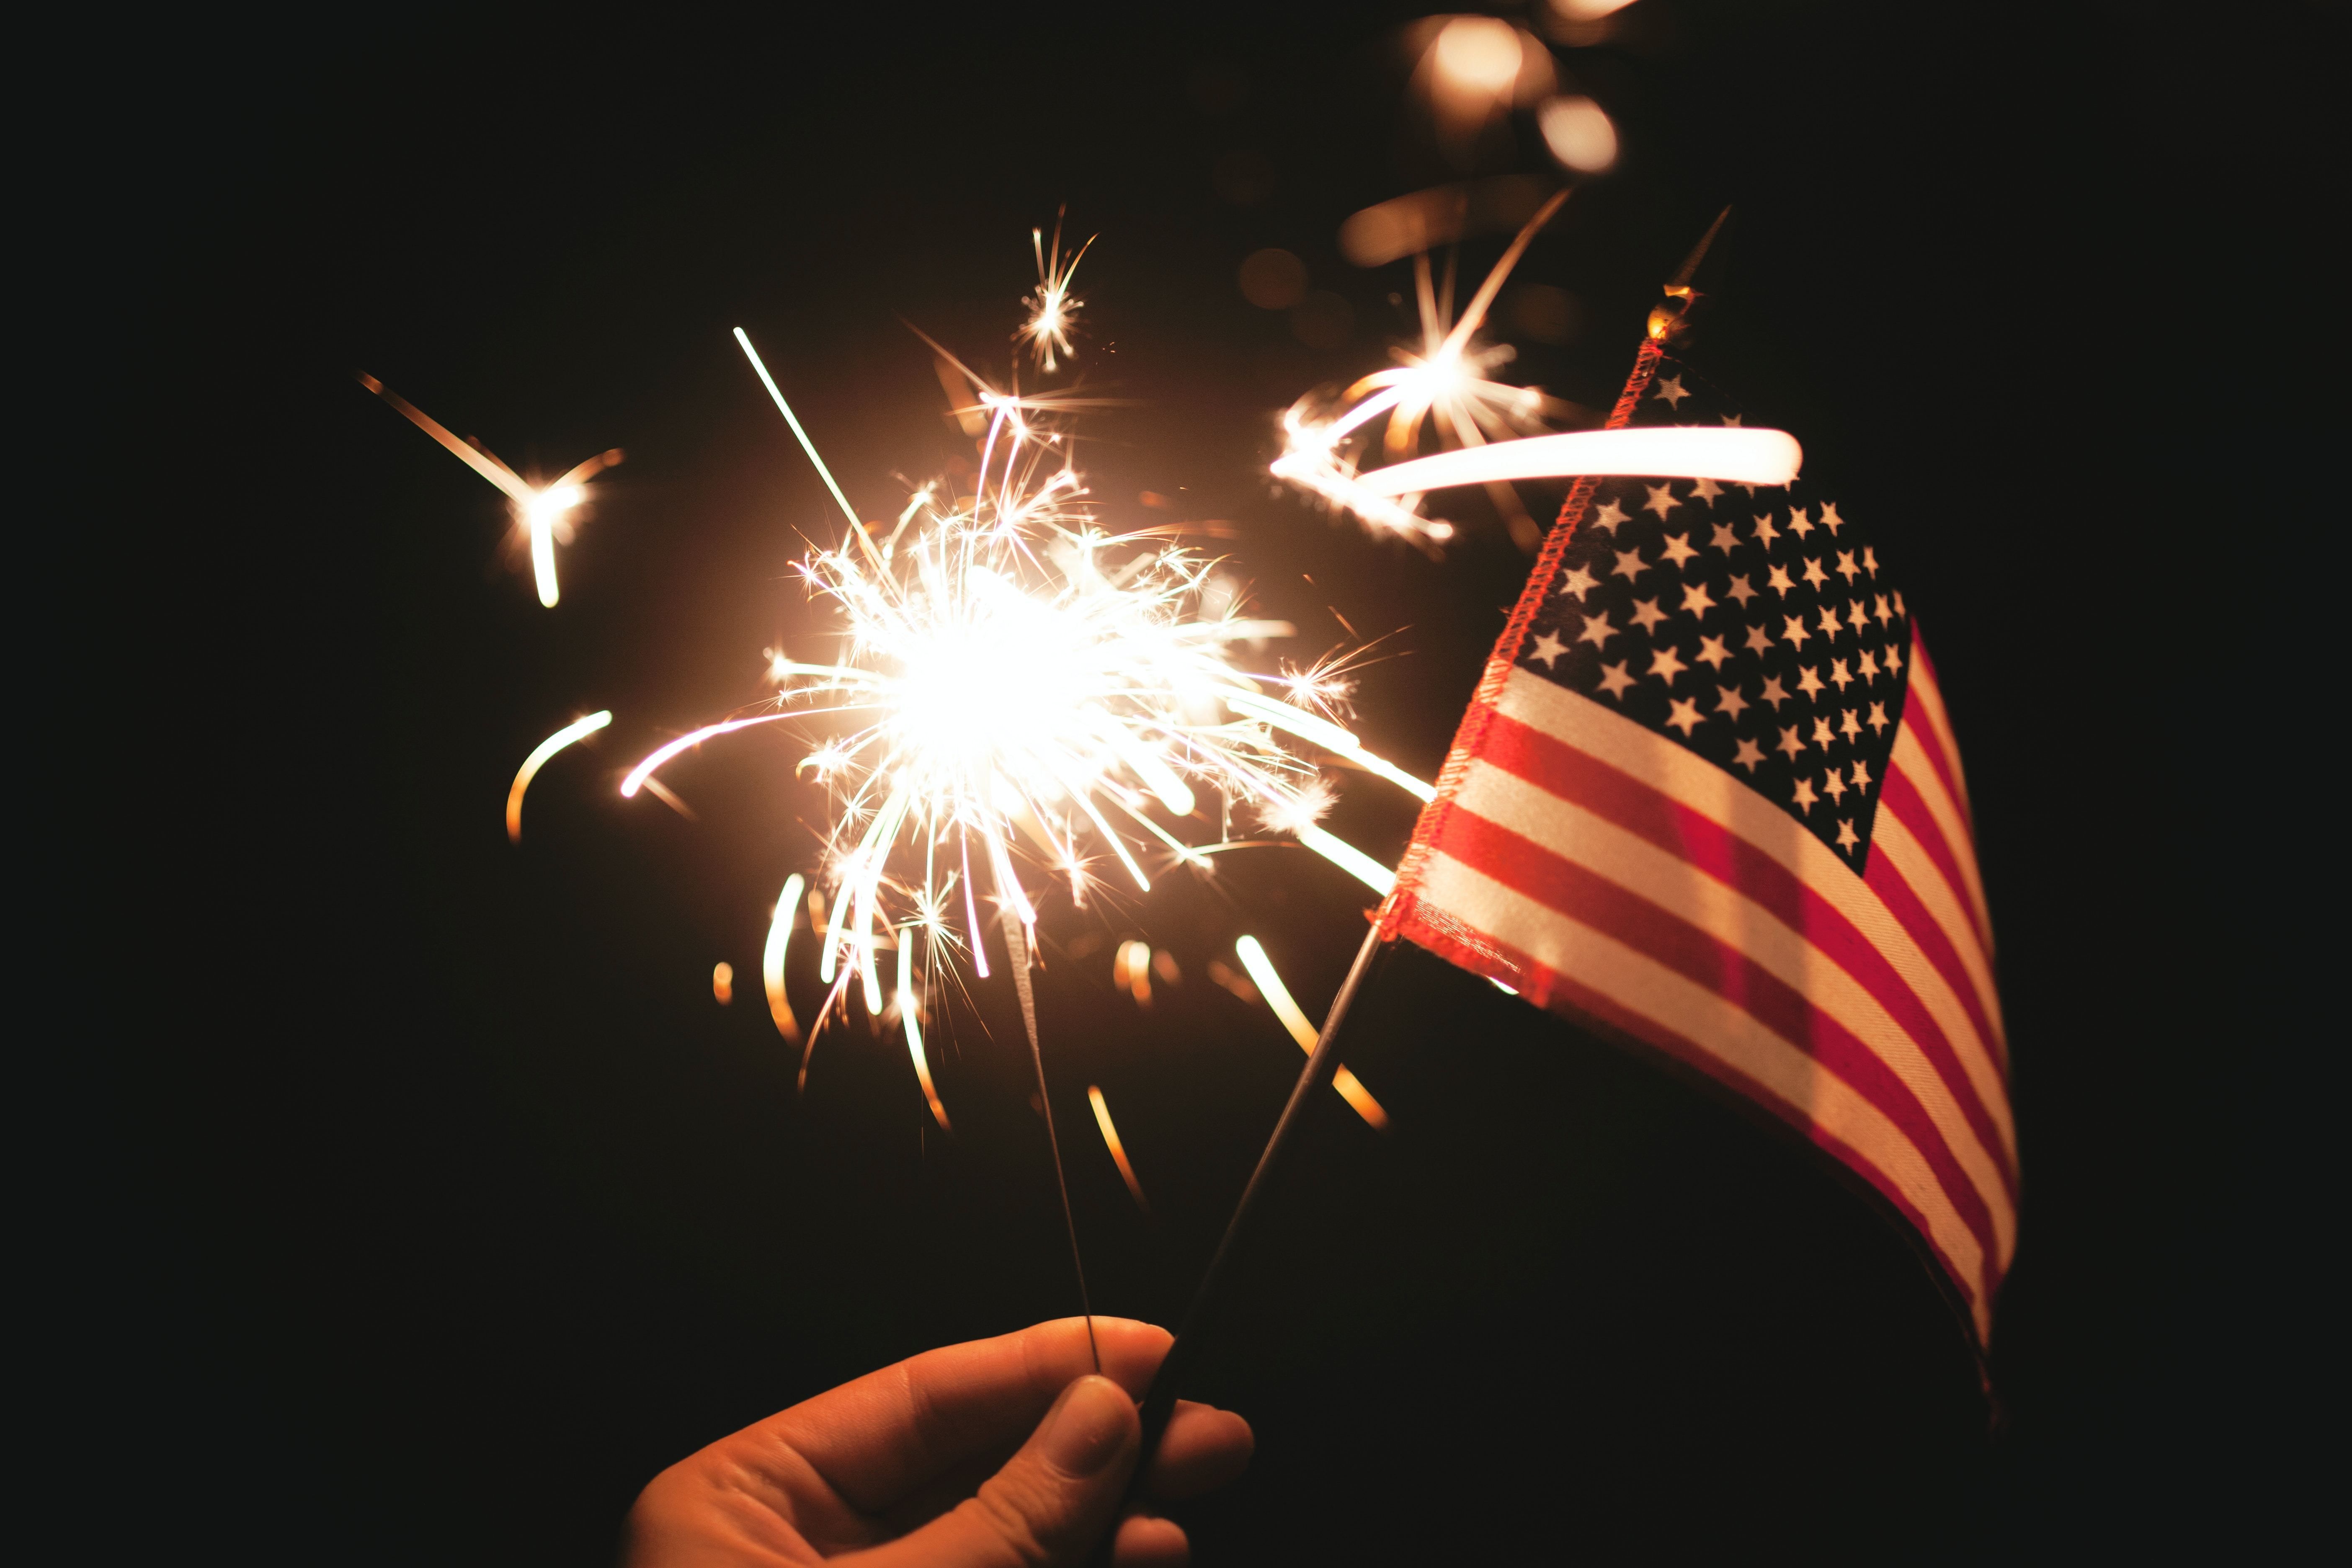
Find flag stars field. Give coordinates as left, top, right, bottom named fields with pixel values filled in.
left=1503, top=356, right=1916, bottom=871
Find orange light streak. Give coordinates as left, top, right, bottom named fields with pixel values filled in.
left=1233, top=936, right=1389, bottom=1130
left=1088, top=1085, right=1151, bottom=1214
left=897, top=934, right=951, bottom=1132
left=506, top=710, right=612, bottom=842
left=762, top=873, right=807, bottom=1045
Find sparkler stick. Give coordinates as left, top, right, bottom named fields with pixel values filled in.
left=1122, top=211, right=1766, bottom=1524
left=1123, top=921, right=1392, bottom=1513
left=1002, top=908, right=1100, bottom=1375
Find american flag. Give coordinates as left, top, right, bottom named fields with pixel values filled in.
left=1377, top=337, right=2014, bottom=1345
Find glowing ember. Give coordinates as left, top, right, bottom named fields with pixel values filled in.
left=359, top=373, right=621, bottom=607
left=896, top=934, right=951, bottom=1132
left=761, top=873, right=807, bottom=1046
left=1115, top=939, right=1155, bottom=1007
left=1233, top=936, right=1388, bottom=1129
left=506, top=710, right=612, bottom=843
left=1020, top=211, right=1094, bottom=373
left=1087, top=1085, right=1150, bottom=1214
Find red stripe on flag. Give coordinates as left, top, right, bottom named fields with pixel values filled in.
left=1393, top=905, right=1990, bottom=1335
left=1862, top=836, right=2009, bottom=1073
left=1382, top=341, right=1669, bottom=937
left=1425, top=804, right=2007, bottom=1266
left=1877, top=762, right=1993, bottom=957
left=1472, top=711, right=2016, bottom=1189
left=1903, top=629, right=1976, bottom=830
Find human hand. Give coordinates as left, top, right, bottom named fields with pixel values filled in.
left=622, top=1317, right=1251, bottom=1568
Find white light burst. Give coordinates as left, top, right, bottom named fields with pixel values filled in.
left=622, top=341, right=1421, bottom=1023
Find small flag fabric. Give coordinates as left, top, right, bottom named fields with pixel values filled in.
left=1378, top=337, right=2013, bottom=1345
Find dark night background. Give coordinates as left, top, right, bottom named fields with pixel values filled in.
left=48, top=2, right=2324, bottom=1561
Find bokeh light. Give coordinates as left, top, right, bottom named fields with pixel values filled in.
left=1538, top=93, right=1619, bottom=173
left=1238, top=247, right=1310, bottom=309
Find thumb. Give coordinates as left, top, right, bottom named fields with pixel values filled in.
left=854, top=1374, right=1139, bottom=1568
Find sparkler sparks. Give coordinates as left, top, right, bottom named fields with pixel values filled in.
left=1088, top=1085, right=1150, bottom=1214
left=897, top=933, right=951, bottom=1132
left=506, top=710, right=612, bottom=842
left=359, top=373, right=622, bottom=606
left=622, top=325, right=1428, bottom=1046
left=1020, top=213, right=1095, bottom=374
left=1272, top=192, right=1571, bottom=548
left=1272, top=189, right=1802, bottom=548
left=762, top=873, right=807, bottom=1046
left=1233, top=936, right=1388, bottom=1129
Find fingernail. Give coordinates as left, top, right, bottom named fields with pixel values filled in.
left=1040, top=1375, right=1134, bottom=1477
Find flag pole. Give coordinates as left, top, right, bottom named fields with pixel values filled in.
left=1119, top=921, right=1389, bottom=1505
left=1111, top=207, right=1737, bottom=1540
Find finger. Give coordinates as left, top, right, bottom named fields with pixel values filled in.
left=1144, top=1400, right=1254, bottom=1501
left=771, top=1319, right=1172, bottom=1512
left=1112, top=1513, right=1189, bottom=1568
left=843, top=1374, right=1139, bottom=1568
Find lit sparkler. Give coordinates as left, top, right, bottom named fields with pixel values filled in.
left=1272, top=192, right=1572, bottom=548
left=1272, top=191, right=1802, bottom=547
left=1019, top=210, right=1094, bottom=373
left=622, top=330, right=1428, bottom=1042
left=358, top=373, right=622, bottom=607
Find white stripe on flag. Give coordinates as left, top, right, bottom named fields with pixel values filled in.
left=1415, top=846, right=1993, bottom=1329
left=1452, top=759, right=2017, bottom=1204
left=1867, top=806, right=2005, bottom=1054
left=1497, top=671, right=2002, bottom=1053
left=1890, top=726, right=1994, bottom=949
